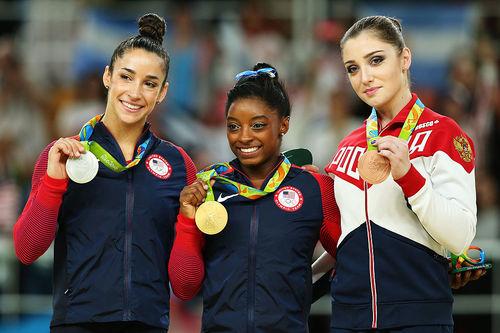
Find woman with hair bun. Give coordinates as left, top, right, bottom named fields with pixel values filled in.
left=13, top=13, right=196, bottom=332
left=168, top=63, right=341, bottom=332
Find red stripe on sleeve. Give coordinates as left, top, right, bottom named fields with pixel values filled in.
left=168, top=214, right=205, bottom=300
left=176, top=146, right=197, bottom=185
left=311, top=173, right=341, bottom=257
left=13, top=142, right=68, bottom=265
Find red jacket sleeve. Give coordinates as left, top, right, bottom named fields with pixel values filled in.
left=13, top=142, right=68, bottom=265
left=168, top=214, right=205, bottom=300
left=311, top=173, right=341, bottom=257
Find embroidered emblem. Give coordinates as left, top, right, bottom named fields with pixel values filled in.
left=453, top=135, right=472, bottom=162
left=274, top=186, right=304, bottom=212
left=146, top=154, right=172, bottom=179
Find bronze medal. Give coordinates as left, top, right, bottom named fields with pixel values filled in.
left=195, top=201, right=228, bottom=235
left=357, top=150, right=390, bottom=184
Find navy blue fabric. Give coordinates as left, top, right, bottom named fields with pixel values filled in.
left=331, top=325, right=453, bottom=333
left=330, top=222, right=453, bottom=330
left=201, top=159, right=324, bottom=333
left=51, top=122, right=189, bottom=329
left=51, top=321, right=167, bottom=333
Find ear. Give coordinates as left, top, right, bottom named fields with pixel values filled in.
left=401, top=47, right=411, bottom=72
left=102, top=66, right=111, bottom=89
left=280, top=116, right=290, bottom=136
left=156, top=81, right=169, bottom=104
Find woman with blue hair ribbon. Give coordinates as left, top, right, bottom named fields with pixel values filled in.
left=168, top=62, right=341, bottom=332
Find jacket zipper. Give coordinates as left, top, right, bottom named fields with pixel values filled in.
left=247, top=205, right=258, bottom=333
left=364, top=181, right=378, bottom=328
left=124, top=170, right=134, bottom=320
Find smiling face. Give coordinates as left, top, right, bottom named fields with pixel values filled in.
left=102, top=48, right=168, bottom=127
left=226, top=97, right=289, bottom=177
left=342, top=30, right=411, bottom=114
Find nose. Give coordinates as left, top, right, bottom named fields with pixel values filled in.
left=238, top=126, right=253, bottom=143
left=360, top=66, right=373, bottom=85
left=127, top=82, right=142, bottom=99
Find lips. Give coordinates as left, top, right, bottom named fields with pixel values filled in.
left=121, top=100, right=144, bottom=112
left=364, top=87, right=380, bottom=97
left=237, top=146, right=261, bottom=157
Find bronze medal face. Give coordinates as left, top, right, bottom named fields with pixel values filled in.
left=195, top=201, right=228, bottom=235
left=357, top=150, right=390, bottom=184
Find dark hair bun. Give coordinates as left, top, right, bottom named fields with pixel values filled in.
left=253, top=62, right=279, bottom=78
left=138, top=13, right=166, bottom=45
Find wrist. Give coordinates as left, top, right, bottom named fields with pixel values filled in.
left=394, top=164, right=426, bottom=197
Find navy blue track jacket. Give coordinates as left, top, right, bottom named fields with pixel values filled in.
left=48, top=123, right=195, bottom=328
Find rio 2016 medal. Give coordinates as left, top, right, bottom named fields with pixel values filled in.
left=66, top=151, right=99, bottom=184
left=357, top=150, right=390, bottom=184
left=195, top=201, right=228, bottom=235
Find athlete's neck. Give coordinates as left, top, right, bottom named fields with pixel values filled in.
left=241, top=155, right=281, bottom=189
left=102, top=114, right=146, bottom=161
left=377, top=89, right=412, bottom=129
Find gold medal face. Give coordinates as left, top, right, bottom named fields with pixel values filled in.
left=357, top=150, right=390, bottom=184
left=195, top=201, right=228, bottom=235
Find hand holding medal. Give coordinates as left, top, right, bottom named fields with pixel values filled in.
left=187, top=172, right=228, bottom=235
left=358, top=98, right=425, bottom=184
left=47, top=137, right=90, bottom=181
left=66, top=141, right=99, bottom=184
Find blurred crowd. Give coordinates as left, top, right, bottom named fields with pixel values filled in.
left=0, top=0, right=498, bottom=332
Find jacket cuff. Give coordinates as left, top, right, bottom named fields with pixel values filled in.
left=177, top=214, right=203, bottom=234
left=394, top=164, right=426, bottom=198
left=38, top=174, right=68, bottom=206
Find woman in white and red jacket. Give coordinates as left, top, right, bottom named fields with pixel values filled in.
left=322, top=15, right=478, bottom=333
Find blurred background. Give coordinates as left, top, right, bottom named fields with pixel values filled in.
left=0, top=0, right=498, bottom=332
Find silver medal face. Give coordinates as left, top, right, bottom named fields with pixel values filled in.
left=65, top=152, right=99, bottom=184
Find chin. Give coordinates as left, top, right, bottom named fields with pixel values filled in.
left=120, top=111, right=146, bottom=124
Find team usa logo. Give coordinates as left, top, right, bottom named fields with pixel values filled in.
left=274, top=186, right=304, bottom=212
left=453, top=135, right=472, bottom=162
left=146, top=154, right=172, bottom=179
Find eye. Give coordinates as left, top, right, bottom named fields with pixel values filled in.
left=227, top=123, right=240, bottom=132
left=370, top=55, right=384, bottom=65
left=145, top=81, right=158, bottom=88
left=346, top=65, right=358, bottom=74
left=251, top=122, right=266, bottom=130
left=120, top=74, right=132, bottom=81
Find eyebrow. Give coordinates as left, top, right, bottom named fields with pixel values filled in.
left=227, top=114, right=270, bottom=121
left=121, top=67, right=160, bottom=81
left=344, top=49, right=384, bottom=65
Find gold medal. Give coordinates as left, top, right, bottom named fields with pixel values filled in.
left=195, top=201, right=228, bottom=235
left=357, top=150, right=390, bottom=184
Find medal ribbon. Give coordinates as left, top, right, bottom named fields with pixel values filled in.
left=449, top=245, right=485, bottom=269
left=365, top=98, right=425, bottom=151
left=78, top=114, right=151, bottom=173
left=197, top=157, right=292, bottom=201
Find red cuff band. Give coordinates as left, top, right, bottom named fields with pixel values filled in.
left=395, top=164, right=426, bottom=198
left=37, top=174, right=68, bottom=207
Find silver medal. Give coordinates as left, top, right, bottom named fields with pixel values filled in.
left=66, top=151, right=99, bottom=184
